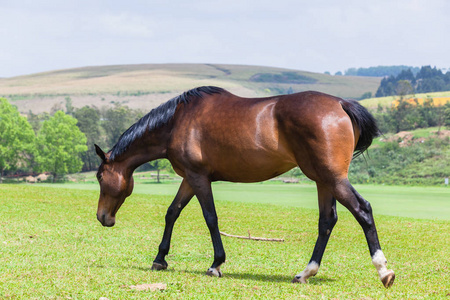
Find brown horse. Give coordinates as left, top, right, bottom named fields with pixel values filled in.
left=95, top=86, right=395, bottom=287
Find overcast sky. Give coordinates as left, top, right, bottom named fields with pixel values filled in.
left=1, top=0, right=449, bottom=78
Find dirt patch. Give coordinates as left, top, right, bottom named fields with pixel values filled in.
left=385, top=131, right=415, bottom=147
left=384, top=130, right=449, bottom=147
left=434, top=129, right=450, bottom=138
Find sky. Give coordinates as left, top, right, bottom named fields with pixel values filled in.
left=1, top=0, right=449, bottom=78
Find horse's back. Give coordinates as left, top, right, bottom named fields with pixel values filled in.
left=169, top=90, right=355, bottom=183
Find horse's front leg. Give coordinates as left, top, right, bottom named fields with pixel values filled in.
left=293, top=183, right=338, bottom=283
left=152, top=179, right=194, bottom=271
left=186, top=173, right=226, bottom=277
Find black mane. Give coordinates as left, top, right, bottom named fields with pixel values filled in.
left=109, top=86, right=225, bottom=161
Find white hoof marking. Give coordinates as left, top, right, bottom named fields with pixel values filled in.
left=372, top=250, right=391, bottom=279
left=207, top=267, right=222, bottom=277
left=294, top=262, right=319, bottom=283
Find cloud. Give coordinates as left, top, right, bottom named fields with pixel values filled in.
left=97, top=13, right=154, bottom=38
left=0, top=0, right=449, bottom=77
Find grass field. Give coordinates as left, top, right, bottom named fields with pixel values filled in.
left=41, top=181, right=450, bottom=220
left=1, top=184, right=449, bottom=299
left=360, top=91, right=450, bottom=109
left=0, top=63, right=381, bottom=114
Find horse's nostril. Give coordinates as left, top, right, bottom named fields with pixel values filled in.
left=97, top=213, right=106, bottom=225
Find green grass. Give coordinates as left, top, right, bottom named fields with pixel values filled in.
left=407, top=126, right=442, bottom=138
left=371, top=127, right=443, bottom=143
left=41, top=181, right=450, bottom=220
left=1, top=184, right=449, bottom=299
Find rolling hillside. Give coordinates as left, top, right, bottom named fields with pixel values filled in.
left=0, top=63, right=381, bottom=113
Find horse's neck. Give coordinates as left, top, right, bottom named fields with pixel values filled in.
left=115, top=128, right=170, bottom=173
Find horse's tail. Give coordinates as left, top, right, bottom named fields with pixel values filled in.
left=340, top=99, right=381, bottom=158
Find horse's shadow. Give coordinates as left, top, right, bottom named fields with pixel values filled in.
left=138, top=266, right=335, bottom=285
left=185, top=270, right=336, bottom=285
left=95, top=264, right=335, bottom=285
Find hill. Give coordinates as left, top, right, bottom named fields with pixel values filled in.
left=0, top=63, right=381, bottom=113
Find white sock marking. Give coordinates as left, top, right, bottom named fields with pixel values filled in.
left=296, top=261, right=319, bottom=280
left=372, top=250, right=390, bottom=279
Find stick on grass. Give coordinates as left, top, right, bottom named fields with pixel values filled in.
left=220, top=231, right=284, bottom=242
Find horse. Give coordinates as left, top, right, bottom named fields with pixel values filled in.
left=94, top=86, right=395, bottom=288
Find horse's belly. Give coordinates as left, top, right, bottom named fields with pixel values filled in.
left=209, top=155, right=297, bottom=183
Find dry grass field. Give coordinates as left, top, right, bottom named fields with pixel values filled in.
left=0, top=63, right=381, bottom=113
left=361, top=91, right=450, bottom=109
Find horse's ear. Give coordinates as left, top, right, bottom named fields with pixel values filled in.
left=94, top=144, right=107, bottom=162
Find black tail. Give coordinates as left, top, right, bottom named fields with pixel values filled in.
left=340, top=99, right=381, bottom=158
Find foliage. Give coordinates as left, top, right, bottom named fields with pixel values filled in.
left=0, top=185, right=449, bottom=298
left=65, top=96, right=74, bottom=115
left=36, top=111, right=87, bottom=181
left=345, top=65, right=420, bottom=77
left=373, top=98, right=450, bottom=133
left=73, top=106, right=102, bottom=171
left=349, top=137, right=450, bottom=185
left=16, top=103, right=147, bottom=175
left=376, top=66, right=450, bottom=97
left=147, top=159, right=174, bottom=183
left=27, top=111, right=50, bottom=133
left=358, top=91, right=372, bottom=100
left=0, top=98, right=35, bottom=182
left=100, top=104, right=144, bottom=149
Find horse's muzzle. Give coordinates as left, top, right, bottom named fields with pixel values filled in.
left=97, top=212, right=115, bottom=227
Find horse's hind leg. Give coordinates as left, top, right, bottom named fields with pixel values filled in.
left=332, top=179, right=395, bottom=288
left=152, top=179, right=194, bottom=270
left=293, top=183, right=337, bottom=283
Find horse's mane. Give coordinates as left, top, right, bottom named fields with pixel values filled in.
left=109, top=86, right=225, bottom=161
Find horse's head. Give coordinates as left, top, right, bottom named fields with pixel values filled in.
left=95, top=144, right=134, bottom=227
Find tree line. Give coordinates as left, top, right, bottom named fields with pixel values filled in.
left=1, top=93, right=449, bottom=184
left=0, top=97, right=158, bottom=182
left=1, top=98, right=87, bottom=182
left=344, top=65, right=420, bottom=77
left=373, top=97, right=450, bottom=133
left=375, top=66, right=450, bottom=97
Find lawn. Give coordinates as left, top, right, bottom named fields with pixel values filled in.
left=1, top=184, right=449, bottom=299
left=41, top=181, right=450, bottom=220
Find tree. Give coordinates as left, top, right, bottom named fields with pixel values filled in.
left=395, top=80, right=414, bottom=97
left=36, top=111, right=87, bottom=182
left=0, top=98, right=36, bottom=183
left=101, top=104, right=143, bottom=149
left=73, top=106, right=102, bottom=171
left=375, top=66, right=450, bottom=96
left=65, top=97, right=74, bottom=115
left=27, top=111, right=50, bottom=133
left=148, top=159, right=173, bottom=183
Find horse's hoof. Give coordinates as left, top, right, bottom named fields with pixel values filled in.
left=151, top=262, right=168, bottom=271
left=381, top=270, right=395, bottom=288
left=292, top=275, right=307, bottom=284
left=206, top=267, right=222, bottom=277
